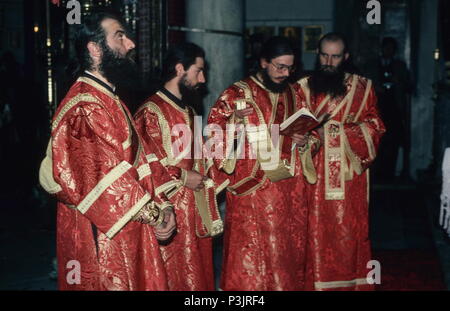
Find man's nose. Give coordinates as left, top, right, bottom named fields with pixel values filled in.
left=286, top=67, right=293, bottom=76
left=283, top=70, right=290, bottom=78
left=124, top=37, right=136, bottom=51
left=198, top=71, right=206, bottom=83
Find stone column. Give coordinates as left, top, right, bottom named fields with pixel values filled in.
left=185, top=0, right=244, bottom=121
left=185, top=1, right=244, bottom=289
left=411, top=0, right=438, bottom=180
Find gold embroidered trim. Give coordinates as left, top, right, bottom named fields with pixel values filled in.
left=215, top=178, right=230, bottom=194
left=300, top=145, right=317, bottom=184
left=206, top=158, right=214, bottom=171
left=155, top=179, right=182, bottom=197
left=42, top=93, right=104, bottom=196
left=324, top=121, right=345, bottom=201
left=52, top=93, right=101, bottom=131
left=157, top=91, right=190, bottom=114
left=355, top=79, right=372, bottom=121
left=160, top=157, right=169, bottom=166
left=146, top=153, right=159, bottom=163
left=114, top=98, right=143, bottom=165
left=298, top=78, right=312, bottom=111
left=327, top=75, right=358, bottom=121
left=250, top=75, right=272, bottom=94
left=228, top=81, right=266, bottom=193
left=343, top=132, right=363, bottom=175
left=122, top=138, right=131, bottom=151
left=138, top=100, right=190, bottom=167
left=77, top=161, right=132, bottom=214
left=234, top=81, right=295, bottom=184
left=219, top=113, right=238, bottom=174
left=137, top=163, right=152, bottom=181
left=204, top=178, right=215, bottom=189
left=360, top=122, right=375, bottom=161
left=314, top=278, right=368, bottom=290
left=39, top=139, right=63, bottom=194
left=180, top=168, right=188, bottom=186
left=193, top=176, right=224, bottom=237
left=314, top=95, right=331, bottom=117
left=211, top=219, right=224, bottom=236
left=106, top=192, right=151, bottom=239
left=228, top=176, right=268, bottom=196
left=156, top=200, right=174, bottom=211
left=77, top=76, right=116, bottom=100
left=342, top=75, right=359, bottom=122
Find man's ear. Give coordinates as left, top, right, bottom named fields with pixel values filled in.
left=175, top=63, right=185, bottom=76
left=87, top=42, right=102, bottom=66
left=344, top=52, right=350, bottom=61
left=260, top=58, right=268, bottom=69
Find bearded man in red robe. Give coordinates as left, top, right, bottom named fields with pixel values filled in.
left=39, top=11, right=177, bottom=290
left=134, top=43, right=228, bottom=290
left=207, top=36, right=309, bottom=290
left=295, top=32, right=386, bottom=290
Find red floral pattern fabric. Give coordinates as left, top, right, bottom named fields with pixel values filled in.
left=295, top=74, right=386, bottom=291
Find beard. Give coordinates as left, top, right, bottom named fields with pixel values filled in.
left=179, top=74, right=201, bottom=98
left=259, top=68, right=289, bottom=93
left=308, top=61, right=347, bottom=98
left=178, top=74, right=205, bottom=109
left=99, top=42, right=141, bottom=91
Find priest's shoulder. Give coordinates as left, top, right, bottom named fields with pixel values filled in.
left=352, top=73, right=374, bottom=90
left=141, top=92, right=164, bottom=108
left=295, top=74, right=312, bottom=86
left=135, top=96, right=160, bottom=117
left=53, top=82, right=105, bottom=123
left=217, top=78, right=250, bottom=101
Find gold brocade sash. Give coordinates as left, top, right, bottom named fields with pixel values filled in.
left=299, top=75, right=371, bottom=201
left=231, top=81, right=296, bottom=190
left=143, top=100, right=224, bottom=237
left=192, top=159, right=224, bottom=238
left=324, top=120, right=345, bottom=200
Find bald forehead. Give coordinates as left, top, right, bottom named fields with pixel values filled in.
left=320, top=39, right=345, bottom=53
left=101, top=18, right=125, bottom=36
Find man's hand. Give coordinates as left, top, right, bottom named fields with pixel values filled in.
left=316, top=127, right=325, bottom=142
left=291, top=133, right=308, bottom=147
left=185, top=170, right=206, bottom=191
left=235, top=107, right=254, bottom=119
left=154, top=207, right=176, bottom=242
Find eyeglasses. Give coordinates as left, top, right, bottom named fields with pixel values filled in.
left=270, top=61, right=295, bottom=73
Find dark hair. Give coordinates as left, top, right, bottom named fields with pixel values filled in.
left=259, top=36, right=295, bottom=62
left=72, top=10, right=126, bottom=75
left=161, top=42, right=205, bottom=83
left=318, top=32, right=349, bottom=54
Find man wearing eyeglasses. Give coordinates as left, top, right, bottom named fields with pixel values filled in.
left=207, top=36, right=308, bottom=290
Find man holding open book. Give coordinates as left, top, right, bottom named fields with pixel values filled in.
left=207, top=36, right=309, bottom=290
left=295, top=32, right=386, bottom=291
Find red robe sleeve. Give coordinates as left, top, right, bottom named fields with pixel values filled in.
left=293, top=83, right=323, bottom=184
left=207, top=87, right=242, bottom=174
left=343, top=84, right=386, bottom=173
left=52, top=101, right=153, bottom=239
left=134, top=108, right=184, bottom=181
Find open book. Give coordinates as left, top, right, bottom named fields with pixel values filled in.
left=280, top=108, right=329, bottom=136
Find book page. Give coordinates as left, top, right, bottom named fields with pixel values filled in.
left=280, top=108, right=317, bottom=131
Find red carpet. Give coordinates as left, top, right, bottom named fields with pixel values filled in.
left=372, top=249, right=447, bottom=291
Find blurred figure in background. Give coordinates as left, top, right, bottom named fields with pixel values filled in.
left=365, top=37, right=413, bottom=182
